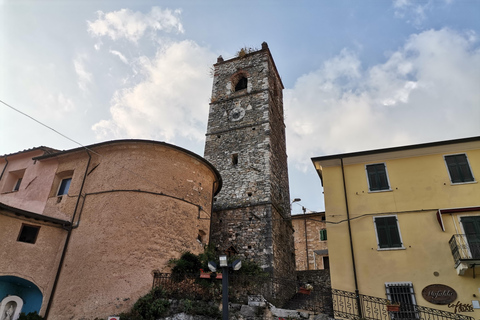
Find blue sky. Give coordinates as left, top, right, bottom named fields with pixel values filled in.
left=1, top=0, right=479, bottom=213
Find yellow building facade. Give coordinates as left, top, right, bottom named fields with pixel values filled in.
left=312, top=136, right=480, bottom=318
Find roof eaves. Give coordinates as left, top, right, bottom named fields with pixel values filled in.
left=311, top=136, right=480, bottom=163
left=0, top=202, right=72, bottom=227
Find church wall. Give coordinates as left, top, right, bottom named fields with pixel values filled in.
left=44, top=141, right=219, bottom=319
left=0, top=213, right=67, bottom=316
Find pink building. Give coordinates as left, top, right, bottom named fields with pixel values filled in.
left=0, top=140, right=221, bottom=319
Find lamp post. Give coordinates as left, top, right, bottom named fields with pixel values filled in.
left=208, top=255, right=242, bottom=320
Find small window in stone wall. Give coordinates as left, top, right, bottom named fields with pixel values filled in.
left=320, top=229, right=327, bottom=241
left=235, top=76, right=247, bottom=91
left=17, top=224, right=40, bottom=244
left=232, top=153, right=238, bottom=166
left=198, top=230, right=206, bottom=244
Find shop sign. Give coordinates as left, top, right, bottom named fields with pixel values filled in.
left=422, top=284, right=457, bottom=305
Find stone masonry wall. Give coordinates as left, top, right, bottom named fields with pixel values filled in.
left=205, top=44, right=295, bottom=292
left=292, top=212, right=328, bottom=271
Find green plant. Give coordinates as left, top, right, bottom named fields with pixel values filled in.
left=236, top=47, right=257, bottom=57
left=188, top=300, right=221, bottom=318
left=169, top=251, right=202, bottom=279
left=18, top=312, right=43, bottom=320
left=128, top=287, right=170, bottom=320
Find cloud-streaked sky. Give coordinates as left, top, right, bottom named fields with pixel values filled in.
left=1, top=0, right=479, bottom=213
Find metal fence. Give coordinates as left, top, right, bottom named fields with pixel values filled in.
left=152, top=273, right=474, bottom=320
left=331, top=289, right=475, bottom=320
left=152, top=272, right=331, bottom=312
left=450, top=234, right=480, bottom=267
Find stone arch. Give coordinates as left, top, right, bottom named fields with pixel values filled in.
left=0, top=276, right=43, bottom=317
left=231, top=71, right=250, bottom=92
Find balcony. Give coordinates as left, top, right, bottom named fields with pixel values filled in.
left=449, top=234, right=480, bottom=276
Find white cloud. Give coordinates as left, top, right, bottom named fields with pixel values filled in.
left=92, top=40, right=215, bottom=144
left=285, top=28, right=480, bottom=170
left=109, top=50, right=128, bottom=64
left=87, top=7, right=184, bottom=43
left=73, top=54, right=92, bottom=93
left=393, top=0, right=431, bottom=28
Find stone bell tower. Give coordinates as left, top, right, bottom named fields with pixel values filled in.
left=204, top=42, right=295, bottom=281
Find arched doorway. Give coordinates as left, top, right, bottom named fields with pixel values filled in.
left=0, top=276, right=42, bottom=316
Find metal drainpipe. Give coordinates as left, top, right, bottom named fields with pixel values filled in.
left=44, top=150, right=91, bottom=319
left=341, top=158, right=362, bottom=318
left=0, top=156, right=8, bottom=181
left=208, top=179, right=219, bottom=242
left=303, top=206, right=309, bottom=270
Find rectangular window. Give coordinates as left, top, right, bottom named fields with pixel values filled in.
left=461, top=216, right=480, bottom=259
left=385, top=282, right=418, bottom=319
left=320, top=229, right=327, bottom=241
left=17, top=224, right=40, bottom=244
left=2, top=169, right=25, bottom=193
left=13, top=178, right=22, bottom=191
left=366, top=163, right=390, bottom=191
left=374, top=216, right=403, bottom=249
left=232, top=153, right=238, bottom=166
left=323, top=256, right=330, bottom=269
left=57, top=177, right=72, bottom=196
left=444, top=154, right=474, bottom=183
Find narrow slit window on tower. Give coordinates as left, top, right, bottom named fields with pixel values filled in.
left=232, top=153, right=238, bottom=165
left=235, top=76, right=247, bottom=91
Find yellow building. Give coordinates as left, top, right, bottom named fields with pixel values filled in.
left=312, top=136, right=480, bottom=318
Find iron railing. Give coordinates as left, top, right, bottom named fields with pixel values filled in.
left=152, top=273, right=474, bottom=320
left=331, top=289, right=474, bottom=320
left=449, top=234, right=480, bottom=267
left=152, top=272, right=331, bottom=312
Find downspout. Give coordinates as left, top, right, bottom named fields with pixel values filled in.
left=208, top=179, right=219, bottom=243
left=0, top=156, right=8, bottom=181
left=303, top=206, right=309, bottom=270
left=44, top=150, right=91, bottom=319
left=341, top=158, right=362, bottom=318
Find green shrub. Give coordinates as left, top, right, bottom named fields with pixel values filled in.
left=116, top=287, right=170, bottom=320
left=180, top=299, right=220, bottom=318
left=169, top=251, right=202, bottom=280
left=18, top=312, right=43, bottom=320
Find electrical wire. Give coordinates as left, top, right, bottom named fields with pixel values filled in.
left=0, top=99, right=212, bottom=217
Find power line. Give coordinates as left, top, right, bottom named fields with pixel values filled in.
left=0, top=99, right=211, bottom=217
left=0, top=99, right=86, bottom=150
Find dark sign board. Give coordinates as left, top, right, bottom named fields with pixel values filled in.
left=422, top=284, right=457, bottom=305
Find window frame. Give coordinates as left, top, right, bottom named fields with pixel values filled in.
left=385, top=282, right=418, bottom=319
left=373, top=215, right=405, bottom=250
left=444, top=153, right=475, bottom=184
left=57, top=177, right=72, bottom=196
left=458, top=214, right=480, bottom=259
left=365, top=163, right=391, bottom=192
left=320, top=229, right=327, bottom=241
left=13, top=178, right=23, bottom=191
left=17, top=224, right=40, bottom=244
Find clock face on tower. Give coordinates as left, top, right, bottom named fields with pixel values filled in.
left=229, top=106, right=245, bottom=122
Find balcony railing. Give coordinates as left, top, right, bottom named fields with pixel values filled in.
left=449, top=234, right=480, bottom=267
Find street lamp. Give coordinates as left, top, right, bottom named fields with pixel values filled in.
left=208, top=255, right=242, bottom=320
